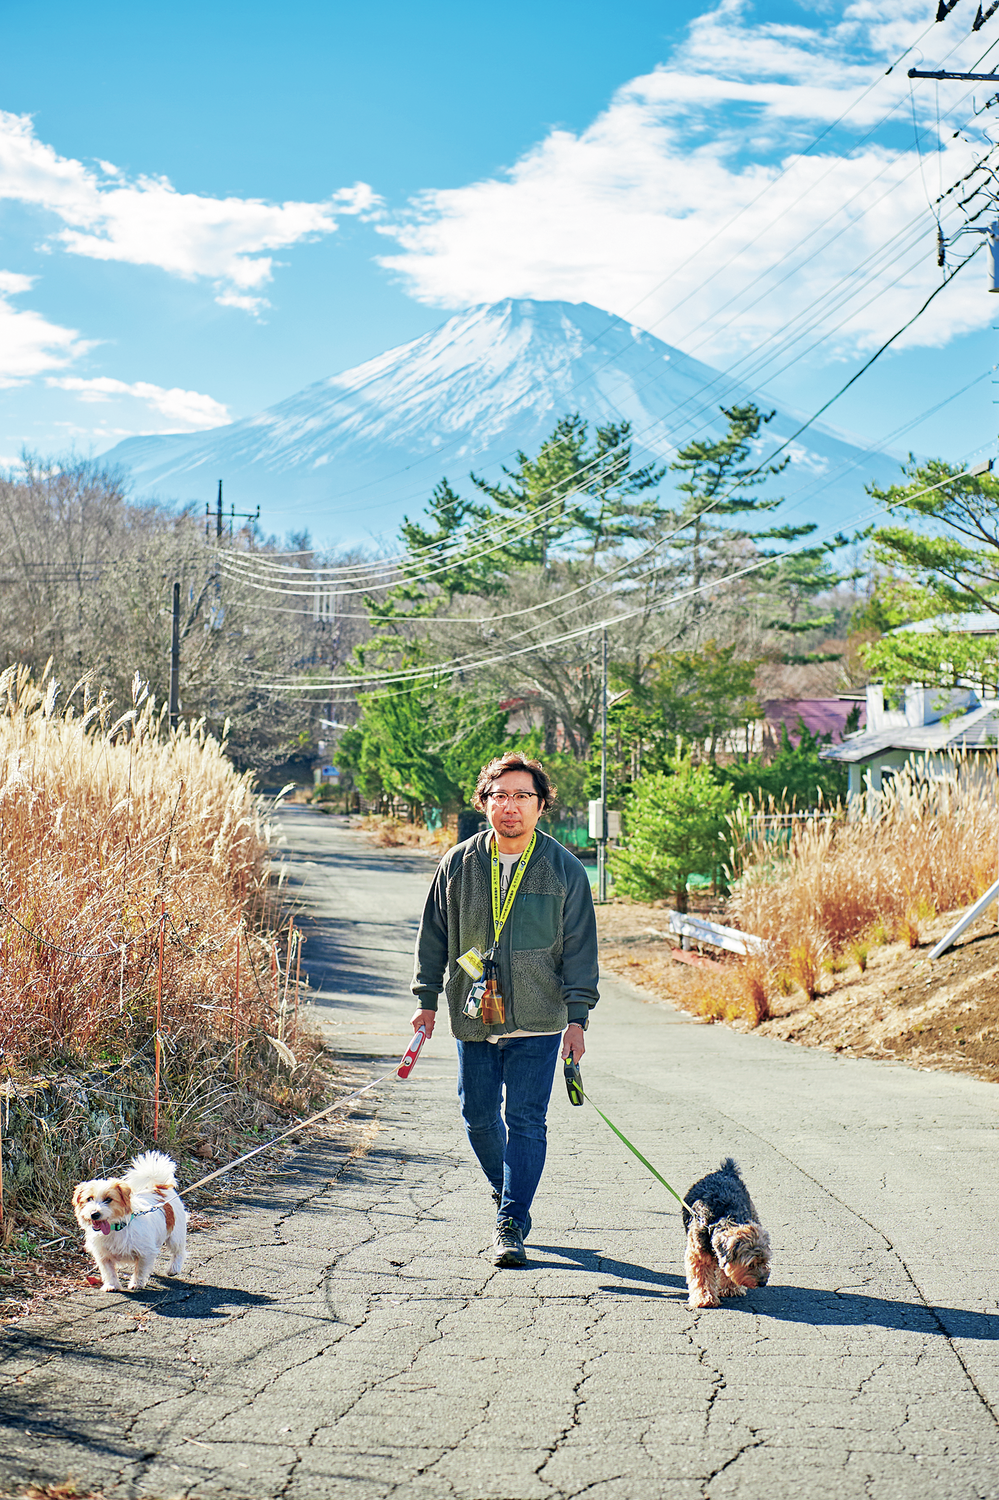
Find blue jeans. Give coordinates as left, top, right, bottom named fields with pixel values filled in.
left=456, top=1033, right=562, bottom=1234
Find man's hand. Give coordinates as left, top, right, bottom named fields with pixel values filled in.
left=412, top=1007, right=437, bottom=1040
left=560, top=1022, right=585, bottom=1063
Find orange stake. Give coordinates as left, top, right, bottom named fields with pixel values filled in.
left=293, top=931, right=304, bottom=1043
left=233, top=926, right=242, bottom=1080
left=154, top=904, right=165, bottom=1142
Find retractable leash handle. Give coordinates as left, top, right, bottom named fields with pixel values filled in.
left=397, top=1025, right=427, bottom=1079
left=564, top=1056, right=585, bottom=1106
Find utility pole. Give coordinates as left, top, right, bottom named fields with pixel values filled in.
left=598, top=628, right=608, bottom=903
left=908, top=66, right=999, bottom=287
left=588, top=628, right=610, bottom=901
left=226, top=500, right=260, bottom=538
left=216, top=480, right=223, bottom=540
left=169, top=581, right=181, bottom=730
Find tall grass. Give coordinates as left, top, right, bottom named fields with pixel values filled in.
left=728, top=758, right=998, bottom=979
left=0, top=665, right=281, bottom=1065
left=683, top=762, right=997, bottom=1029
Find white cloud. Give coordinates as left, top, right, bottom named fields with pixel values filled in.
left=0, top=271, right=92, bottom=386
left=378, top=1, right=997, bottom=369
left=46, top=376, right=231, bottom=431
left=0, top=111, right=378, bottom=312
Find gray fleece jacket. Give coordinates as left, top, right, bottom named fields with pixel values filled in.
left=412, top=829, right=599, bottom=1041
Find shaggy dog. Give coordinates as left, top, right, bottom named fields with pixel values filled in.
left=682, top=1157, right=771, bottom=1309
left=73, top=1150, right=188, bottom=1292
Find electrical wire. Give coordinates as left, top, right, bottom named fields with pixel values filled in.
left=234, top=457, right=989, bottom=700
left=236, top=248, right=986, bottom=682
left=232, top=129, right=989, bottom=564
left=201, top=361, right=998, bottom=624
left=216, top=235, right=982, bottom=623
left=183, top=53, right=999, bottom=570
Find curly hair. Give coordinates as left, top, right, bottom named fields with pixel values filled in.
left=473, top=752, right=558, bottom=813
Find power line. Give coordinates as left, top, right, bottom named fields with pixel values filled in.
left=236, top=459, right=987, bottom=700
left=216, top=244, right=982, bottom=632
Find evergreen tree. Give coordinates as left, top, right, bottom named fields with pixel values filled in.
left=337, top=678, right=512, bottom=815
left=867, top=458, right=999, bottom=615
left=610, top=757, right=734, bottom=912
left=667, top=403, right=797, bottom=597
left=472, top=415, right=666, bottom=567
left=857, top=458, right=999, bottom=694
left=720, top=722, right=847, bottom=807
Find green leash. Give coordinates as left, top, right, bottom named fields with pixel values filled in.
left=564, top=1057, right=695, bottom=1216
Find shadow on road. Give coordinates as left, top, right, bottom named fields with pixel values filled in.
left=530, top=1243, right=688, bottom=1294
left=717, top=1286, right=999, bottom=1337
left=135, top=1281, right=277, bottom=1320
left=525, top=1249, right=999, bottom=1336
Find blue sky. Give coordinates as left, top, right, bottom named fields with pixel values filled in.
left=2, top=0, right=999, bottom=526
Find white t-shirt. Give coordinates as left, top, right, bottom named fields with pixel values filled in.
left=497, top=849, right=521, bottom=899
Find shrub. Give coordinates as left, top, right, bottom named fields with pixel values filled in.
left=686, top=956, right=772, bottom=1028
left=610, top=756, right=733, bottom=912
left=849, top=938, right=870, bottom=971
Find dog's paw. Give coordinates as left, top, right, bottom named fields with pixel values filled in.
left=687, top=1295, right=720, bottom=1309
left=720, top=1283, right=747, bottom=1298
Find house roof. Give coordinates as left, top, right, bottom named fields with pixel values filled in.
left=821, top=703, right=999, bottom=763
left=764, top=698, right=866, bottom=745
left=895, top=611, right=999, bottom=636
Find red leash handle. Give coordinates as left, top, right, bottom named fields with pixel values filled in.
left=397, top=1025, right=427, bottom=1079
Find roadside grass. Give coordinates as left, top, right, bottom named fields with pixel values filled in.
left=358, top=814, right=453, bottom=854
left=0, top=665, right=330, bottom=1251
left=689, top=762, right=998, bottom=1021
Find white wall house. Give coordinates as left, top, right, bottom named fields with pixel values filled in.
left=821, top=611, right=999, bottom=814
left=820, top=681, right=999, bottom=815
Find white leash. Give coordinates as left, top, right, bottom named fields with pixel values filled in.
left=183, top=1027, right=428, bottom=1196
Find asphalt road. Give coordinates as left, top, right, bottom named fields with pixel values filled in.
left=2, top=806, right=999, bottom=1500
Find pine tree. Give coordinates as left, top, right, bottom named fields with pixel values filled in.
left=668, top=403, right=798, bottom=597
left=472, top=415, right=666, bottom=567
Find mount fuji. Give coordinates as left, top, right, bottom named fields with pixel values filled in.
left=103, top=299, right=902, bottom=546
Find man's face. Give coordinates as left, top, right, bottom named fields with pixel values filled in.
left=484, top=769, right=543, bottom=846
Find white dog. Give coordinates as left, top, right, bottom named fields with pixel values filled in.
left=72, top=1150, right=188, bottom=1292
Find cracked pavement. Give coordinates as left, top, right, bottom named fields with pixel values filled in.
left=2, top=807, right=999, bottom=1500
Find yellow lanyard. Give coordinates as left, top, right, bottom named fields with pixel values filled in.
left=489, top=832, right=536, bottom=949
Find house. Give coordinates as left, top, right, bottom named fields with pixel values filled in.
left=820, top=681, right=999, bottom=814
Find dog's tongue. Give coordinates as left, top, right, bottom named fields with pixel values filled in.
left=95, top=1220, right=112, bottom=1235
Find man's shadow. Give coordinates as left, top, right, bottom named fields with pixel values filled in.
left=529, top=1245, right=999, bottom=1338
left=529, top=1243, right=687, bottom=1296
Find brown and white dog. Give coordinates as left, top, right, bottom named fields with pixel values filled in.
left=681, top=1157, right=771, bottom=1309
left=72, top=1150, right=188, bottom=1292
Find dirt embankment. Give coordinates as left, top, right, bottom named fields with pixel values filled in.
left=596, top=899, right=999, bottom=1084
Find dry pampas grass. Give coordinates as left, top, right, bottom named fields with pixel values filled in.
left=0, top=664, right=279, bottom=1064
left=359, top=814, right=453, bottom=853
left=696, top=760, right=998, bottom=1022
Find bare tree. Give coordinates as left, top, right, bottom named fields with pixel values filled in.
left=0, top=456, right=374, bottom=771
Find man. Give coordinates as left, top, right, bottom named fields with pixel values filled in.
left=411, top=752, right=599, bottom=1268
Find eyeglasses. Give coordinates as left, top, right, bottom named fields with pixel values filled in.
left=487, top=791, right=538, bottom=805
